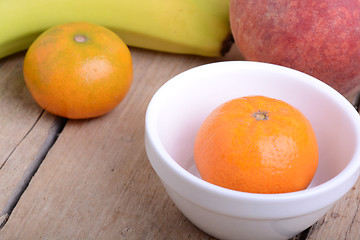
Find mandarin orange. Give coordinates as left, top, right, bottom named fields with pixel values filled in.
left=23, top=22, right=133, bottom=119
left=193, top=95, right=318, bottom=194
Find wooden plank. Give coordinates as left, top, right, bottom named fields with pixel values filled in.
left=0, top=53, right=41, bottom=166
left=0, top=53, right=59, bottom=224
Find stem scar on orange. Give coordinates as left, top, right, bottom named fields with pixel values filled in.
left=193, top=95, right=319, bottom=194
left=23, top=22, right=133, bottom=119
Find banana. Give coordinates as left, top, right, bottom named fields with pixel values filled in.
left=0, top=0, right=233, bottom=59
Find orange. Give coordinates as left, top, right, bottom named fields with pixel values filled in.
left=23, top=22, right=133, bottom=119
left=193, top=95, right=318, bottom=194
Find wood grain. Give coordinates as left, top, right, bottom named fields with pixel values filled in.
left=0, top=53, right=60, bottom=225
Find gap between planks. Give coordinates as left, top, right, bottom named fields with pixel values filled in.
left=0, top=114, right=67, bottom=229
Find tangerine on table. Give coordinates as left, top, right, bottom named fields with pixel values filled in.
left=193, top=95, right=319, bottom=194
left=23, top=22, right=133, bottom=119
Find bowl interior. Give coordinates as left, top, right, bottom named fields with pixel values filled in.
left=154, top=61, right=359, bottom=190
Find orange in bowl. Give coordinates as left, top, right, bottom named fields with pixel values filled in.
left=194, top=95, right=319, bottom=194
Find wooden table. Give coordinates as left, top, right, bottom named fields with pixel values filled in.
left=0, top=45, right=359, bottom=240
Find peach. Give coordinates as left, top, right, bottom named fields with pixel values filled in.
left=230, top=0, right=360, bottom=99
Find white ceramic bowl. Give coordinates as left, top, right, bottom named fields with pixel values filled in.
left=145, top=61, right=360, bottom=240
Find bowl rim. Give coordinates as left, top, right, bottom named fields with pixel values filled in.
left=145, top=61, right=360, bottom=218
